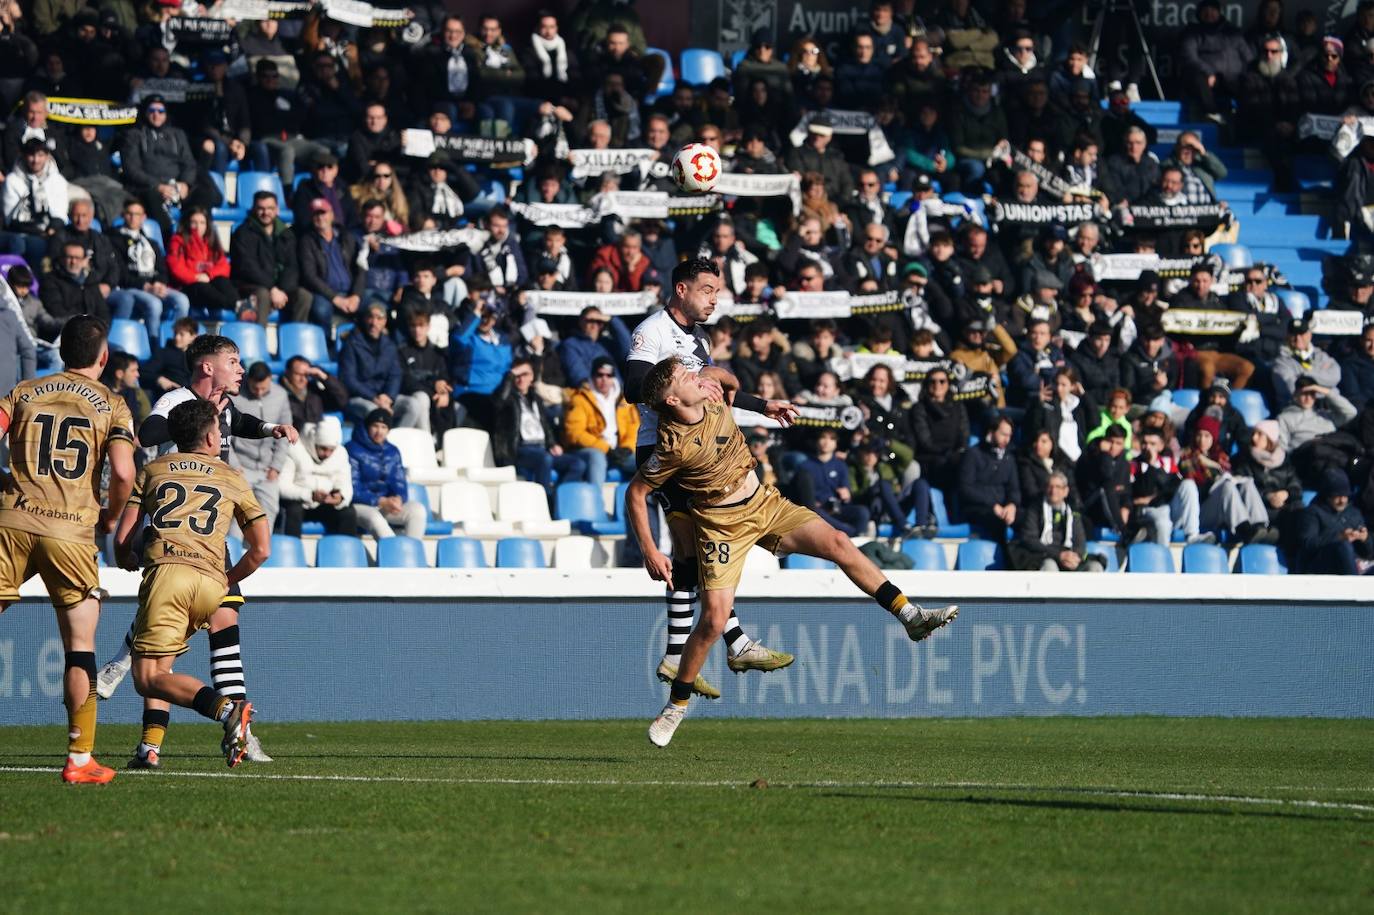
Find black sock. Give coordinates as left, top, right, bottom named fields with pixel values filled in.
left=142, top=708, right=170, bottom=729
left=875, top=581, right=907, bottom=615
left=670, top=678, right=694, bottom=702
left=192, top=686, right=222, bottom=720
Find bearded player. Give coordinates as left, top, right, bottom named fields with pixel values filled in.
left=96, top=334, right=296, bottom=766
left=624, top=258, right=794, bottom=698
left=628, top=356, right=959, bottom=747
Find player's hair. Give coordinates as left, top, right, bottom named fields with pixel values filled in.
left=641, top=356, right=682, bottom=409
left=185, top=334, right=239, bottom=371
left=169, top=398, right=219, bottom=453
left=246, top=361, right=272, bottom=383
left=670, top=257, right=721, bottom=289
left=60, top=315, right=108, bottom=369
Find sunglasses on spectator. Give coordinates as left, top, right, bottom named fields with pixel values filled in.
left=374, top=171, right=394, bottom=179
left=1246, top=276, right=1265, bottom=285
left=801, top=47, right=819, bottom=55
left=512, top=371, right=534, bottom=381
left=147, top=106, right=166, bottom=113
left=1015, top=43, right=1034, bottom=52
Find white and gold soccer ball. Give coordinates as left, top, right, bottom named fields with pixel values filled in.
left=671, top=143, right=722, bottom=193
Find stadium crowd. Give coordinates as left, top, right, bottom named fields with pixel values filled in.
left=6, top=0, right=1374, bottom=574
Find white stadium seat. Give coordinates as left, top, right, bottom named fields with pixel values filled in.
left=441, top=428, right=516, bottom=482
left=438, top=481, right=515, bottom=537
left=497, top=481, right=571, bottom=537
left=387, top=428, right=458, bottom=485
left=552, top=535, right=608, bottom=569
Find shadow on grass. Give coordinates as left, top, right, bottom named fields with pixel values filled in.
left=818, top=791, right=1370, bottom=825
left=0, top=752, right=634, bottom=764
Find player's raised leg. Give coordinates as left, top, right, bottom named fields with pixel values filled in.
left=650, top=587, right=735, bottom=748
left=132, top=653, right=253, bottom=769
left=776, top=519, right=959, bottom=641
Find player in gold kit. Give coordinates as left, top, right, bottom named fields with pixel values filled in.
left=627, top=356, right=960, bottom=747
left=113, top=399, right=272, bottom=768
left=0, top=316, right=137, bottom=784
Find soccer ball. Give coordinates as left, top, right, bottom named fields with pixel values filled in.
left=672, top=143, right=722, bottom=193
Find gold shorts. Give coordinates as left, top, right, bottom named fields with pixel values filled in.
left=132, top=564, right=227, bottom=658
left=692, top=484, right=818, bottom=591
left=0, top=527, right=102, bottom=610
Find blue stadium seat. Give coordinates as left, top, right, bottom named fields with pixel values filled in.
left=680, top=48, right=727, bottom=85
left=1210, top=243, right=1253, bottom=269
left=316, top=534, right=369, bottom=568
left=1171, top=388, right=1201, bottom=412
left=783, top=553, right=836, bottom=570
left=1237, top=543, right=1287, bottom=575
left=496, top=537, right=545, bottom=568
left=888, top=190, right=912, bottom=211
left=1085, top=541, right=1119, bottom=572
left=221, top=321, right=276, bottom=372
left=1181, top=542, right=1228, bottom=574
left=107, top=319, right=151, bottom=361
left=931, top=489, right=971, bottom=538
left=644, top=47, right=675, bottom=100
left=1274, top=288, right=1310, bottom=319
left=407, top=483, right=454, bottom=536
left=378, top=536, right=428, bottom=568
left=1301, top=489, right=1317, bottom=506
left=555, top=482, right=625, bottom=535
left=278, top=322, right=336, bottom=375
left=265, top=534, right=306, bottom=568
left=1229, top=389, right=1268, bottom=427
left=436, top=536, right=487, bottom=568
left=465, top=179, right=507, bottom=215
left=1090, top=526, right=1121, bottom=543
left=1127, top=541, right=1174, bottom=573
left=901, top=538, right=948, bottom=570
left=301, top=521, right=326, bottom=536
left=730, top=48, right=747, bottom=69
left=234, top=171, right=287, bottom=211
left=157, top=318, right=178, bottom=347
left=956, top=539, right=1003, bottom=570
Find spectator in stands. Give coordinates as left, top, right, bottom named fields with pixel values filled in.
left=292, top=151, right=356, bottom=229
left=1274, top=317, right=1342, bottom=407
left=1068, top=321, right=1121, bottom=408
left=558, top=305, right=630, bottom=388
left=40, top=238, right=108, bottom=326
left=492, top=356, right=585, bottom=498
left=339, top=302, right=423, bottom=428
left=1237, top=266, right=1290, bottom=373
left=1181, top=414, right=1273, bottom=541
left=1131, top=425, right=1205, bottom=546
left=1009, top=471, right=1102, bottom=572
left=148, top=316, right=196, bottom=393
left=1077, top=423, right=1132, bottom=536
left=110, top=198, right=188, bottom=342
left=407, top=154, right=470, bottom=231
left=279, top=415, right=358, bottom=537
left=1236, top=32, right=1302, bottom=188
left=1007, top=319, right=1066, bottom=409
left=449, top=295, right=513, bottom=429
left=794, top=428, right=871, bottom=537
left=587, top=228, right=653, bottom=293
left=347, top=408, right=427, bottom=540
left=734, top=318, right=803, bottom=398
left=1100, top=126, right=1160, bottom=206
left=344, top=102, right=400, bottom=184
left=119, top=95, right=216, bottom=240
left=2, top=92, right=67, bottom=175
left=947, top=72, right=1005, bottom=193
left=1339, top=323, right=1374, bottom=409
left=1024, top=366, right=1094, bottom=464
left=1233, top=417, right=1303, bottom=532
left=910, top=364, right=967, bottom=507
left=299, top=52, right=361, bottom=154
left=166, top=207, right=237, bottom=317
left=1019, top=428, right=1079, bottom=509
left=1172, top=262, right=1255, bottom=390
left=1297, top=36, right=1352, bottom=115
left=1294, top=468, right=1373, bottom=574
left=843, top=223, right=899, bottom=292
left=1177, top=0, right=1253, bottom=120
left=1099, top=86, right=1157, bottom=158
left=48, top=198, right=116, bottom=293
left=282, top=355, right=349, bottom=431
left=231, top=191, right=310, bottom=328
left=521, top=11, right=581, bottom=104
left=785, top=114, right=855, bottom=203
left=299, top=198, right=366, bottom=337
left=1278, top=372, right=1359, bottom=453
left=349, top=163, right=408, bottom=235
left=1183, top=380, right=1249, bottom=454
left=5, top=265, right=57, bottom=371
left=0, top=137, right=66, bottom=264
left=958, top=413, right=1021, bottom=541
left=474, top=207, right=526, bottom=295
left=0, top=289, right=34, bottom=394
left=1018, top=225, right=1075, bottom=298
left=396, top=307, right=453, bottom=440
left=950, top=318, right=1017, bottom=411
left=1121, top=322, right=1178, bottom=407
left=354, top=200, right=408, bottom=308
left=698, top=219, right=761, bottom=297
left=563, top=355, right=638, bottom=485
left=247, top=58, right=322, bottom=188
left=232, top=361, right=292, bottom=533
left=1161, top=131, right=1227, bottom=203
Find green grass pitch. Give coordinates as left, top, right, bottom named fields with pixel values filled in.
left=2, top=718, right=1372, bottom=912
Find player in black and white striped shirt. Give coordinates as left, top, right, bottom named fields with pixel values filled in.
left=96, top=335, right=297, bottom=766
left=624, top=259, right=795, bottom=697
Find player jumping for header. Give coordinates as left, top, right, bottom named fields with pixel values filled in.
left=627, top=356, right=959, bottom=747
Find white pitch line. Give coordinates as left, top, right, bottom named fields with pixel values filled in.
left=2, top=767, right=1371, bottom=813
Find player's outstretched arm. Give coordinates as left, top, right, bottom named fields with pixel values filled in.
left=101, top=442, right=137, bottom=534
left=228, top=516, right=272, bottom=586
left=626, top=474, right=673, bottom=590
left=113, top=501, right=145, bottom=571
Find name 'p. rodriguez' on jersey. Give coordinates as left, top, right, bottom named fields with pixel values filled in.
left=626, top=309, right=712, bottom=448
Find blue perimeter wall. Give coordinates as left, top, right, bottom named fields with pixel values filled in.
left=1, top=597, right=1371, bottom=724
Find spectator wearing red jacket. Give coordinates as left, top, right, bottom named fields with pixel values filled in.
left=586, top=229, right=656, bottom=291
left=166, top=207, right=239, bottom=316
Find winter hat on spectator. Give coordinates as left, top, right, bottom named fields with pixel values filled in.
left=903, top=262, right=928, bottom=278
left=1255, top=419, right=1280, bottom=446
left=1320, top=467, right=1352, bottom=498
left=315, top=416, right=343, bottom=449
left=1136, top=270, right=1161, bottom=293
left=311, top=150, right=339, bottom=169
left=1088, top=319, right=1113, bottom=338
left=970, top=265, right=993, bottom=285
left=808, top=114, right=834, bottom=137
left=1208, top=376, right=1230, bottom=397
left=1324, top=37, right=1344, bottom=57
left=364, top=409, right=392, bottom=429
left=1040, top=223, right=1069, bottom=242
left=913, top=173, right=933, bottom=192
left=1141, top=322, right=1166, bottom=340
left=1035, top=270, right=1063, bottom=291
left=1287, top=317, right=1312, bottom=336
left=1196, top=415, right=1221, bottom=441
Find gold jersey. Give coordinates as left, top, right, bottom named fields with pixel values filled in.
left=131, top=453, right=265, bottom=588
left=0, top=371, right=135, bottom=544
left=639, top=400, right=757, bottom=506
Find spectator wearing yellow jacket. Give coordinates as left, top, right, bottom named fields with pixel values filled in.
left=563, top=356, right=639, bottom=484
